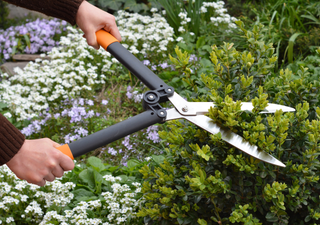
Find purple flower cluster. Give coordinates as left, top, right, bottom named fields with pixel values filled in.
left=0, top=18, right=67, bottom=62
left=146, top=125, right=160, bottom=143
left=107, top=125, right=160, bottom=165
left=20, top=112, right=52, bottom=136
left=21, top=98, right=110, bottom=144
left=126, top=86, right=143, bottom=103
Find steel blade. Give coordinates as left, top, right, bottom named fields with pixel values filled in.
left=168, top=92, right=295, bottom=116
left=240, top=102, right=296, bottom=113
left=166, top=109, right=286, bottom=167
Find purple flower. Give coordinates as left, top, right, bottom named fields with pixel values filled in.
left=21, top=125, right=34, bottom=136
left=189, top=54, right=198, bottom=62
left=108, top=147, right=117, bottom=156
left=85, top=110, right=95, bottom=118
left=64, top=133, right=81, bottom=143
left=126, top=91, right=133, bottom=99
left=32, top=120, right=41, bottom=131
left=54, top=113, right=60, bottom=119
left=122, top=136, right=133, bottom=150
left=143, top=60, right=151, bottom=66
left=76, top=127, right=88, bottom=137
left=86, top=100, right=94, bottom=106
left=127, top=86, right=133, bottom=92
left=160, top=62, right=169, bottom=69
left=61, top=109, right=68, bottom=117
left=134, top=93, right=143, bottom=103
left=78, top=98, right=85, bottom=106
left=101, top=100, right=109, bottom=105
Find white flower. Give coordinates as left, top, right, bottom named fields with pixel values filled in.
left=176, top=37, right=184, bottom=42
left=3, top=112, right=11, bottom=118
left=150, top=8, right=158, bottom=13
left=145, top=156, right=152, bottom=161
left=6, top=217, right=14, bottom=223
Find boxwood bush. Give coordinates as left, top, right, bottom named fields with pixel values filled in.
left=137, top=21, right=320, bottom=225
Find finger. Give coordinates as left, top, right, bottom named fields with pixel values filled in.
left=104, top=25, right=122, bottom=42
left=36, top=179, right=46, bottom=186
left=60, top=154, right=75, bottom=171
left=51, top=165, right=64, bottom=178
left=85, top=31, right=99, bottom=49
left=44, top=173, right=55, bottom=182
left=29, top=178, right=46, bottom=187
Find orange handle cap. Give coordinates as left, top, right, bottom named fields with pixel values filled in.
left=96, top=30, right=119, bottom=50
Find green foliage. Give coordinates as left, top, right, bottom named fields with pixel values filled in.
left=0, top=1, right=13, bottom=30
left=151, top=0, right=204, bottom=37
left=63, top=156, right=142, bottom=196
left=88, top=0, right=149, bottom=13
left=138, top=20, right=320, bottom=224
left=244, top=0, right=320, bottom=66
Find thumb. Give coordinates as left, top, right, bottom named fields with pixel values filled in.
left=84, top=31, right=99, bottom=50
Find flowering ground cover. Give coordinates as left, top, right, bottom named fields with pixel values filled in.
left=0, top=18, right=68, bottom=63
left=0, top=157, right=147, bottom=224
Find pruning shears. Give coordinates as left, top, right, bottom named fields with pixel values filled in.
left=57, top=30, right=295, bottom=167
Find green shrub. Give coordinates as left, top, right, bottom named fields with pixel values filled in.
left=88, top=0, right=150, bottom=13
left=0, top=1, right=12, bottom=30
left=137, top=21, right=320, bottom=224
left=244, top=0, right=320, bottom=66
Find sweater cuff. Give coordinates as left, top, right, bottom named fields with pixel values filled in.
left=0, top=114, right=25, bottom=165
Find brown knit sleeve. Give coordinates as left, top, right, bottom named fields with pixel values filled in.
left=0, top=114, right=25, bottom=165
left=3, top=0, right=84, bottom=25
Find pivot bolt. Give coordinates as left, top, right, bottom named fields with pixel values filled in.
left=182, top=106, right=188, bottom=112
left=147, top=94, right=155, bottom=101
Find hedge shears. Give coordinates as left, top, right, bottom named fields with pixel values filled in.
left=57, top=30, right=295, bottom=167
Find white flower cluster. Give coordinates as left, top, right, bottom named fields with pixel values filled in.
left=101, top=176, right=143, bottom=224
left=40, top=175, right=143, bottom=225
left=177, top=1, right=237, bottom=35
left=202, top=1, right=238, bottom=31
left=0, top=165, right=75, bottom=224
left=116, top=10, right=174, bottom=54
left=0, top=164, right=144, bottom=224
left=0, top=26, right=111, bottom=120
left=0, top=10, right=174, bottom=121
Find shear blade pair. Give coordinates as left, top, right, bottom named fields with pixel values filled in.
left=167, top=92, right=294, bottom=167
left=57, top=30, right=295, bottom=168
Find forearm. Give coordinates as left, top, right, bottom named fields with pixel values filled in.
left=0, top=114, right=25, bottom=165
left=2, top=0, right=84, bottom=25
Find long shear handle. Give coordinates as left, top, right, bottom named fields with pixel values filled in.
left=57, top=110, right=164, bottom=159
left=96, top=30, right=168, bottom=90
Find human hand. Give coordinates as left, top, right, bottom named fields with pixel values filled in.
left=6, top=138, right=74, bottom=186
left=76, top=1, right=122, bottom=49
